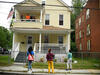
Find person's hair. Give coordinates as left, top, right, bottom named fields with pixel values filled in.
left=69, top=49, right=71, bottom=52
left=48, top=48, right=51, bottom=53
left=28, top=46, right=33, bottom=54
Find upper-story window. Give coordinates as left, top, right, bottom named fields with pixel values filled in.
left=59, top=15, right=63, bottom=26
left=87, top=40, right=91, bottom=50
left=58, top=36, right=63, bottom=44
left=86, top=9, right=90, bottom=19
left=45, top=14, right=50, bottom=25
left=79, top=18, right=81, bottom=26
left=80, top=43, right=82, bottom=50
left=87, top=24, right=90, bottom=36
left=79, top=31, right=82, bottom=38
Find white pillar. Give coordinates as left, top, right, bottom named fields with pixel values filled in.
left=11, top=33, right=15, bottom=58
left=39, top=33, right=42, bottom=53
left=66, top=32, right=70, bottom=52
left=40, top=9, right=43, bottom=22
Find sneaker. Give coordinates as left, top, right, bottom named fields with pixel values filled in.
left=66, top=69, right=69, bottom=71
left=27, top=70, right=32, bottom=74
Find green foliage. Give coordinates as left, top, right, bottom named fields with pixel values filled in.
left=71, top=42, right=78, bottom=52
left=0, top=26, right=13, bottom=49
left=71, top=0, right=85, bottom=42
left=0, top=55, right=14, bottom=66
left=64, top=58, right=67, bottom=63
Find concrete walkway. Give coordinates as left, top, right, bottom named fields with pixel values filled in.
left=0, top=63, right=100, bottom=74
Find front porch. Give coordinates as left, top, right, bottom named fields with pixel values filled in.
left=11, top=27, right=72, bottom=61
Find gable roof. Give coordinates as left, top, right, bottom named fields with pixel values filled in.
left=58, top=0, right=71, bottom=12
left=15, top=0, right=41, bottom=7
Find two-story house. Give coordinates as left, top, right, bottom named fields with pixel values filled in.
left=11, top=0, right=73, bottom=61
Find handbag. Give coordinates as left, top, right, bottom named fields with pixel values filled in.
left=28, top=54, right=34, bottom=61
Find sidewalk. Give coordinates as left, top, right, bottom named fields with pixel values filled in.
left=0, top=63, right=100, bottom=74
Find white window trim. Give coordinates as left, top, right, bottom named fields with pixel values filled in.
left=45, top=14, right=50, bottom=26
left=80, top=43, right=82, bottom=50
left=86, top=9, right=90, bottom=19
left=87, top=40, right=91, bottom=50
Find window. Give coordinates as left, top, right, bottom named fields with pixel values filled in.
left=79, top=31, right=82, bottom=38
left=44, top=35, right=49, bottom=43
left=45, top=14, right=50, bottom=25
left=58, top=36, right=63, bottom=44
left=79, top=18, right=81, bottom=25
left=59, top=15, right=63, bottom=25
left=80, top=43, right=82, bottom=50
left=87, top=24, right=90, bottom=35
left=86, top=9, right=90, bottom=19
left=87, top=40, right=91, bottom=50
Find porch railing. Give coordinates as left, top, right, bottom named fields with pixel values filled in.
left=14, top=19, right=40, bottom=23
left=11, top=43, right=20, bottom=60
left=34, top=43, right=67, bottom=54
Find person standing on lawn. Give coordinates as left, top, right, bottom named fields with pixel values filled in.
left=66, top=49, right=72, bottom=71
left=46, top=48, right=55, bottom=73
left=27, top=46, right=34, bottom=73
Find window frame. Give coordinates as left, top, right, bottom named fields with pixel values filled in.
left=59, top=14, right=64, bottom=26
left=45, top=14, right=50, bottom=25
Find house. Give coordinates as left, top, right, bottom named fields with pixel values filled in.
left=11, top=0, right=73, bottom=62
left=75, top=0, right=100, bottom=53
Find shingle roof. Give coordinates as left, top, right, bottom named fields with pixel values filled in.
left=43, top=26, right=67, bottom=30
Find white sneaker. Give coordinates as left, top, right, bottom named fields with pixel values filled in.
left=27, top=70, right=32, bottom=74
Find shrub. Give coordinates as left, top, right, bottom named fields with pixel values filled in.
left=40, top=57, right=44, bottom=62
left=53, top=59, right=57, bottom=62
left=64, top=58, right=67, bottom=62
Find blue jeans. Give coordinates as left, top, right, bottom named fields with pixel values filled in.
left=28, top=60, right=32, bottom=71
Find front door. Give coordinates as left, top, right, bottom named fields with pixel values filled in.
left=27, top=36, right=33, bottom=50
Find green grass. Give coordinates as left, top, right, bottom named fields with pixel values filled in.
left=27, top=57, right=100, bottom=69
left=0, top=55, right=14, bottom=66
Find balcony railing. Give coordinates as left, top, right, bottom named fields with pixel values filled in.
left=14, top=19, right=41, bottom=23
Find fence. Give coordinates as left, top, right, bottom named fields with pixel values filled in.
left=0, top=51, right=100, bottom=69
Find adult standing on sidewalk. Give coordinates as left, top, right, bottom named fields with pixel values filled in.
left=46, top=48, right=55, bottom=73
left=66, top=49, right=72, bottom=71
left=27, top=46, right=34, bottom=73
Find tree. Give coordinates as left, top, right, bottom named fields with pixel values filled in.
left=71, top=0, right=85, bottom=51
left=0, top=26, right=13, bottom=49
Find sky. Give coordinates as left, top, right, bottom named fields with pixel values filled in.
left=0, top=0, right=72, bottom=29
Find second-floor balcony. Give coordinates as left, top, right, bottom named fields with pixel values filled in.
left=13, top=4, right=44, bottom=29
left=13, top=19, right=43, bottom=29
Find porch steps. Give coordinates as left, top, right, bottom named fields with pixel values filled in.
left=15, top=52, right=26, bottom=63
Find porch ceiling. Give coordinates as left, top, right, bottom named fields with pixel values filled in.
left=12, top=27, right=74, bottom=34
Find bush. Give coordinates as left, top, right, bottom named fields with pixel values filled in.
left=64, top=58, right=67, bottom=62
left=40, top=57, right=44, bottom=62
left=53, top=59, right=57, bottom=62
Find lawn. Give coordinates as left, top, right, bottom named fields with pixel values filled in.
left=0, top=55, right=14, bottom=66
left=29, top=57, right=100, bottom=69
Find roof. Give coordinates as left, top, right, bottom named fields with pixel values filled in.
left=43, top=26, right=67, bottom=30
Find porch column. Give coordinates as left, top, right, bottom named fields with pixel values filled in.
left=11, top=33, right=15, bottom=58
left=66, top=32, right=70, bottom=52
left=39, top=33, right=42, bottom=53
left=40, top=9, right=43, bottom=22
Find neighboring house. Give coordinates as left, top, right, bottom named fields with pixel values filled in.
left=75, top=0, right=100, bottom=52
left=11, top=0, right=73, bottom=61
